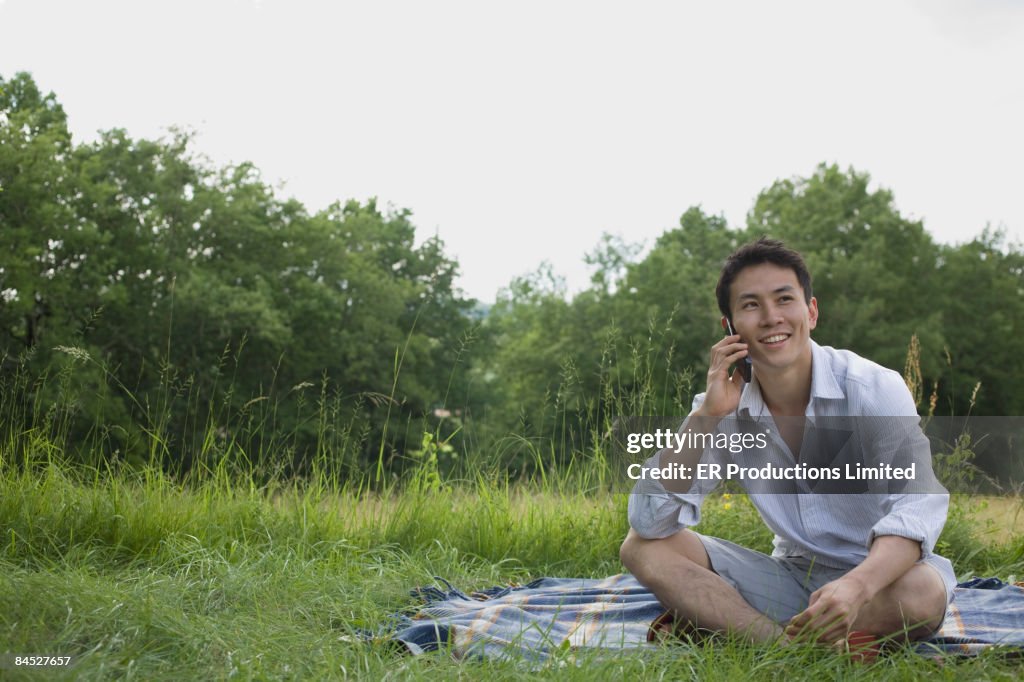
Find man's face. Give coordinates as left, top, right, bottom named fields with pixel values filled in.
left=728, top=263, right=818, bottom=373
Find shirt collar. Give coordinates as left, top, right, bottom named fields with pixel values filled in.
left=737, top=374, right=766, bottom=417
left=737, top=339, right=844, bottom=417
left=809, top=340, right=845, bottom=401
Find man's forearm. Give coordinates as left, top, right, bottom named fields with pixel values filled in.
left=841, top=535, right=921, bottom=601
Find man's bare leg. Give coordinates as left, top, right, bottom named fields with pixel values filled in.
left=850, top=563, right=948, bottom=640
left=620, top=528, right=784, bottom=643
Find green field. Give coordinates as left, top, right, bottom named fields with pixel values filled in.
left=2, top=458, right=1024, bottom=681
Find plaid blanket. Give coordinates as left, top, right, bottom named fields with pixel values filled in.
left=381, top=575, right=1024, bottom=660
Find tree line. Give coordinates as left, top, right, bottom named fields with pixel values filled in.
left=2, top=72, right=1021, bottom=478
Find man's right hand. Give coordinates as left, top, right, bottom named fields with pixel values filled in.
left=694, top=334, right=748, bottom=418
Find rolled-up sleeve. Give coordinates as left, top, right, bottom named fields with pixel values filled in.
left=862, top=370, right=949, bottom=557
left=627, top=393, right=722, bottom=538
left=867, top=492, right=949, bottom=557
left=626, top=450, right=719, bottom=538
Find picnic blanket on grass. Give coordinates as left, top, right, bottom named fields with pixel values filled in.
left=381, top=574, right=1024, bottom=661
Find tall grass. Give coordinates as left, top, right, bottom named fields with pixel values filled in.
left=3, top=448, right=1021, bottom=679
left=2, top=333, right=1023, bottom=679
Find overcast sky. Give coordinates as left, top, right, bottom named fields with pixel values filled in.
left=2, top=0, right=1022, bottom=302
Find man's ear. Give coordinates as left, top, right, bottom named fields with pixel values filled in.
left=808, top=297, right=819, bottom=330
left=721, top=316, right=730, bottom=333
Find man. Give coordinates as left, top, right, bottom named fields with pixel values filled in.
left=620, top=237, right=953, bottom=646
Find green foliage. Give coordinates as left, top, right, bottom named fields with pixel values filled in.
left=934, top=229, right=1024, bottom=415
left=741, top=163, right=1024, bottom=417
left=478, top=209, right=737, bottom=473
left=1, top=72, right=477, bottom=475
left=0, top=73, right=96, bottom=357
left=748, top=164, right=948, bottom=377
left=2, top=71, right=1021, bottom=484
left=484, top=160, right=1022, bottom=467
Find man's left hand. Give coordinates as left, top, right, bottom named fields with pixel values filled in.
left=785, top=576, right=871, bottom=644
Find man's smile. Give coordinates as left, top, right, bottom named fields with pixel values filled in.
left=759, top=333, right=792, bottom=347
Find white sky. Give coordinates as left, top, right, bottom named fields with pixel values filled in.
left=2, top=0, right=1022, bottom=302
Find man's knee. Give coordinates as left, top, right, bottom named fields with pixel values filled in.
left=893, top=565, right=948, bottom=639
left=620, top=527, right=711, bottom=576
left=619, top=528, right=644, bottom=571
left=858, top=564, right=948, bottom=639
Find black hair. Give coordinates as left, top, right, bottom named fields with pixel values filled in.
left=715, top=238, right=813, bottom=318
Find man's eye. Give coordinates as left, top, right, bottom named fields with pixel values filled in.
left=779, top=296, right=793, bottom=303
left=742, top=302, right=757, bottom=309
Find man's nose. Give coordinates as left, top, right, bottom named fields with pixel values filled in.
left=758, top=304, right=784, bottom=326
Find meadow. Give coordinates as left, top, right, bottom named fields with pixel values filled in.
left=3, top=338, right=1024, bottom=681
left=2, top=450, right=1024, bottom=681
left=5, top=69, right=1024, bottom=680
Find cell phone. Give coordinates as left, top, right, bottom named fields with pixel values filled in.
left=725, top=318, right=752, bottom=383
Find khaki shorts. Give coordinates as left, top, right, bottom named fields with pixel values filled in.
left=697, top=534, right=954, bottom=625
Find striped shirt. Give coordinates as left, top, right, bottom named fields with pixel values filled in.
left=628, top=340, right=956, bottom=590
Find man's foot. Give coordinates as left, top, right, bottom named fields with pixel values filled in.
left=840, top=630, right=883, bottom=664
left=647, top=611, right=722, bottom=645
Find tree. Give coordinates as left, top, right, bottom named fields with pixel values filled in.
left=2, top=72, right=480, bottom=473
left=0, top=73, right=102, bottom=357
left=617, top=207, right=742, bottom=398
left=747, top=164, right=946, bottom=378
left=935, top=229, right=1024, bottom=415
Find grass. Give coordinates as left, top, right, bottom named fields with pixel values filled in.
left=2, top=457, right=1024, bottom=680
left=3, top=335, right=1023, bottom=679
left=969, top=497, right=1024, bottom=546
